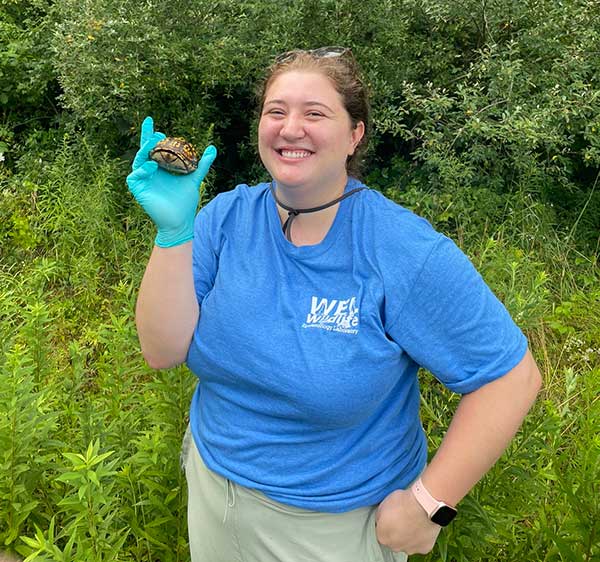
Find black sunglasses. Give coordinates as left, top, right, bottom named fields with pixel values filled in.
left=274, top=46, right=351, bottom=64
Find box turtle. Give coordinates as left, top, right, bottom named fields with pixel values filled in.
left=149, top=137, right=199, bottom=174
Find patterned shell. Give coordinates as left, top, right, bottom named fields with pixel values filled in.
left=149, top=137, right=199, bottom=174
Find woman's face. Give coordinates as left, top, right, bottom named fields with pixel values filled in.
left=258, top=70, right=364, bottom=196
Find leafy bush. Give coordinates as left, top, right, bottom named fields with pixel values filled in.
left=0, top=0, right=59, bottom=172
left=45, top=1, right=599, bottom=233
left=0, top=0, right=56, bottom=107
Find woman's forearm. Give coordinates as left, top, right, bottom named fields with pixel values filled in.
left=135, top=242, right=199, bottom=369
left=421, top=348, right=543, bottom=506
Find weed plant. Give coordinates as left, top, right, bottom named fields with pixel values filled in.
left=388, top=183, right=599, bottom=562
left=0, top=136, right=194, bottom=561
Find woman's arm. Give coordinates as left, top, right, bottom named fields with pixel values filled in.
left=135, top=242, right=199, bottom=369
left=126, top=117, right=217, bottom=370
left=376, top=348, right=543, bottom=554
left=421, top=347, right=542, bottom=505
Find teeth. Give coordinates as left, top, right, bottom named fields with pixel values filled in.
left=280, top=150, right=311, bottom=159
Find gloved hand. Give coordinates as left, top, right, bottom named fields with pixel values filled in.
left=126, top=116, right=217, bottom=248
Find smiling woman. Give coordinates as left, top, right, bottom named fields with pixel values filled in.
left=258, top=70, right=364, bottom=209
left=128, top=46, right=542, bottom=562
left=257, top=48, right=370, bottom=178
left=254, top=49, right=369, bottom=245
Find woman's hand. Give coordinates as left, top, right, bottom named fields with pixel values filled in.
left=126, top=116, right=217, bottom=248
left=375, top=488, right=441, bottom=555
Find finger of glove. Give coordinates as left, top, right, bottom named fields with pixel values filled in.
left=132, top=132, right=167, bottom=170
left=140, top=116, right=155, bottom=148
left=127, top=160, right=159, bottom=195
left=193, top=145, right=218, bottom=182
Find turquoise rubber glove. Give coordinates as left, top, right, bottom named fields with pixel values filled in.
left=126, top=116, right=217, bottom=248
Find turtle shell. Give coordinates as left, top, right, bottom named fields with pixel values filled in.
left=149, top=137, right=199, bottom=174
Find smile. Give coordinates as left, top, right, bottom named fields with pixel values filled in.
left=277, top=149, right=313, bottom=159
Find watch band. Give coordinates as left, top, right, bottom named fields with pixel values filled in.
left=410, top=477, right=457, bottom=526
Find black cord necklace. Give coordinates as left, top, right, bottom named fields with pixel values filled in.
left=269, top=182, right=366, bottom=242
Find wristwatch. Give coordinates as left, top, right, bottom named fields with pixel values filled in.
left=410, top=477, right=458, bottom=526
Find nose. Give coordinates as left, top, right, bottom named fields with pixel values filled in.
left=280, top=114, right=306, bottom=140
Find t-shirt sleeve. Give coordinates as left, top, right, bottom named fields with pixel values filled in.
left=192, top=203, right=219, bottom=304
left=387, top=235, right=528, bottom=394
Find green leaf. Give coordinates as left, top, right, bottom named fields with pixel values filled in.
left=551, top=534, right=581, bottom=562
left=62, top=532, right=76, bottom=561
left=62, top=452, right=87, bottom=467
left=55, top=471, right=84, bottom=483
left=87, top=469, right=100, bottom=486
left=106, top=527, right=130, bottom=561
left=57, top=495, right=85, bottom=507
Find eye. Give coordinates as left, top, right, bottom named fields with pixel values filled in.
left=266, top=108, right=285, bottom=116
left=307, top=111, right=324, bottom=118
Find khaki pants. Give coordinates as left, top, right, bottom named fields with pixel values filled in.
left=182, top=428, right=408, bottom=562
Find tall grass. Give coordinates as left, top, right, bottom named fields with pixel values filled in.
left=0, top=137, right=598, bottom=561
left=392, top=184, right=600, bottom=562
left=1, top=136, right=194, bottom=561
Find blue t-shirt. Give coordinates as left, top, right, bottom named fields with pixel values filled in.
left=186, top=178, right=527, bottom=513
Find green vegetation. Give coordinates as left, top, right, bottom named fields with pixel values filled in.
left=1, top=1, right=598, bottom=560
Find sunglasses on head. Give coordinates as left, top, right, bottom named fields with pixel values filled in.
left=274, top=46, right=351, bottom=64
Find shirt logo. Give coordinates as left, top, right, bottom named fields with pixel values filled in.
left=302, top=296, right=360, bottom=335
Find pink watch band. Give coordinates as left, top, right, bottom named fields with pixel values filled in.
left=410, top=477, right=453, bottom=516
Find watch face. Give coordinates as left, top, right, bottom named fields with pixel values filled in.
left=431, top=505, right=457, bottom=526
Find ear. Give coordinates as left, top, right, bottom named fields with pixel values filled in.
left=348, top=121, right=365, bottom=156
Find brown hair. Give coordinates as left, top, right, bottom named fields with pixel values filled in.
left=256, top=49, right=371, bottom=178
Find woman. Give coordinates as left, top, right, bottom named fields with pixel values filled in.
left=127, top=47, right=542, bottom=562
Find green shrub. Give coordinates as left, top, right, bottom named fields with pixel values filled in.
left=42, top=0, right=598, bottom=241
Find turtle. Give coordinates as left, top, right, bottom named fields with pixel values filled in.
left=149, top=137, right=199, bottom=174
